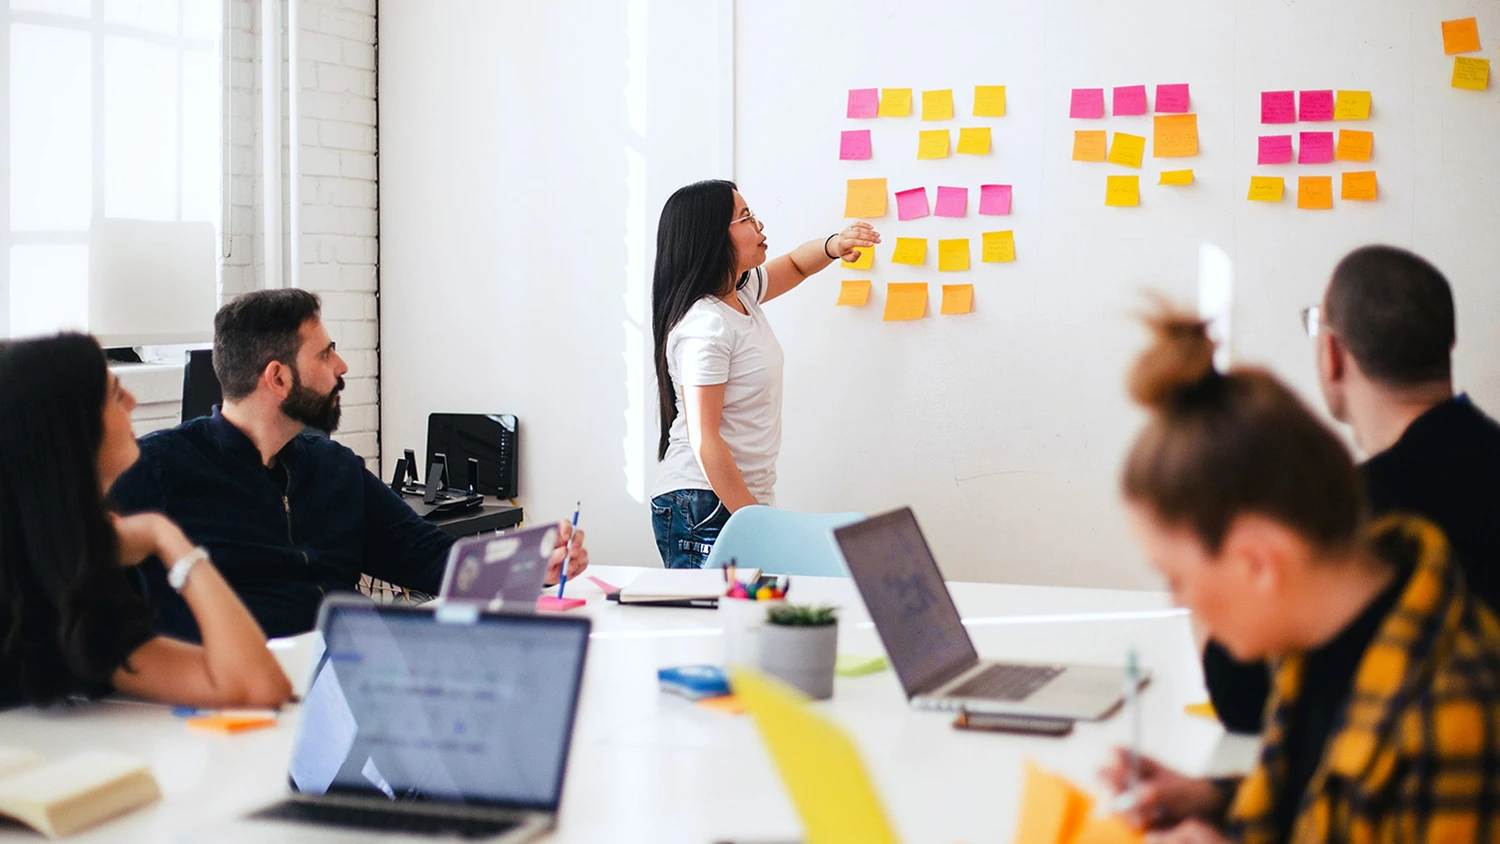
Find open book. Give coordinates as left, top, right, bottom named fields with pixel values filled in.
left=615, top=568, right=761, bottom=606
left=0, top=748, right=160, bottom=838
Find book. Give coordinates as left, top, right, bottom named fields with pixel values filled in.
left=616, top=568, right=761, bottom=606
left=0, top=748, right=161, bottom=838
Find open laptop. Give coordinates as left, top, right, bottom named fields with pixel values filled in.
left=833, top=507, right=1141, bottom=721
left=437, top=523, right=556, bottom=611
left=246, top=596, right=590, bottom=842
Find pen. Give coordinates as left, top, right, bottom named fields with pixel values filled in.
left=1124, top=648, right=1142, bottom=802
left=556, top=501, right=580, bottom=599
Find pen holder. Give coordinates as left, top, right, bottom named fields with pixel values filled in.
left=758, top=616, right=839, bottom=701
left=719, top=596, right=785, bottom=668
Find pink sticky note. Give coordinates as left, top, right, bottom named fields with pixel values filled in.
left=1261, top=90, right=1296, bottom=124
left=1070, top=88, right=1105, bottom=118
left=934, top=186, right=968, bottom=217
left=1258, top=135, right=1294, bottom=164
left=840, top=130, right=872, bottom=160
left=847, top=88, right=879, bottom=118
left=1298, top=131, right=1334, bottom=164
left=895, top=187, right=930, bottom=221
left=587, top=575, right=621, bottom=595
left=1113, top=85, right=1148, bottom=116
left=537, top=595, right=586, bottom=612
left=1299, top=90, right=1334, bottom=122
left=1155, top=83, right=1191, bottom=113
left=979, top=184, right=1013, bottom=216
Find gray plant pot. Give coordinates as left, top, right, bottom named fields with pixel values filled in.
left=758, top=621, right=838, bottom=700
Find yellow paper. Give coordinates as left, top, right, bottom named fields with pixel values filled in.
left=917, top=129, right=951, bottom=159
left=956, top=127, right=992, bottom=155
left=1335, top=130, right=1373, bottom=162
left=1152, top=114, right=1199, bottom=158
left=1105, top=175, right=1140, bottom=207
left=731, top=668, right=899, bottom=844
left=1073, top=815, right=1146, bottom=844
left=921, top=88, right=954, bottom=121
left=1072, top=130, right=1107, bottom=162
left=1159, top=169, right=1194, bottom=185
left=890, top=237, right=927, bottom=266
left=877, top=88, right=911, bottom=117
left=940, top=284, right=974, bottom=315
left=1107, top=132, right=1146, bottom=169
left=1013, top=761, right=1094, bottom=844
left=882, top=283, right=928, bottom=322
left=836, top=280, right=872, bottom=307
left=1341, top=171, right=1378, bottom=201
left=973, top=85, right=1007, bottom=117
left=1334, top=90, right=1371, bottom=120
left=981, top=230, right=1016, bottom=263
left=841, top=247, right=874, bottom=271
left=1184, top=701, right=1218, bottom=719
left=1453, top=57, right=1490, bottom=91
left=1247, top=176, right=1285, bottom=202
left=1298, top=175, right=1333, bottom=210
left=843, top=178, right=888, bottom=218
left=937, top=239, right=970, bottom=272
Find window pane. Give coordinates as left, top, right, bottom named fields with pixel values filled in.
left=10, top=25, right=91, bottom=231
left=105, top=0, right=179, bottom=35
left=10, top=0, right=90, bottom=15
left=181, top=0, right=220, bottom=41
left=104, top=36, right=178, bottom=221
left=9, top=244, right=89, bottom=338
left=181, top=50, right=220, bottom=223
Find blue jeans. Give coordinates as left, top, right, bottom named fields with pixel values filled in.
left=651, top=489, right=730, bottom=569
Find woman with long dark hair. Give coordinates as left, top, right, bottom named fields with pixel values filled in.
left=0, top=334, right=291, bottom=708
left=649, top=180, right=878, bottom=568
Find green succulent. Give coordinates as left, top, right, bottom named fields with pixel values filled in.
left=766, top=604, right=838, bottom=627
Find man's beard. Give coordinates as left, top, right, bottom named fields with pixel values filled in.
left=281, top=368, right=344, bottom=433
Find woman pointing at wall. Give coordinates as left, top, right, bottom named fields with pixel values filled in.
left=650, top=180, right=879, bottom=569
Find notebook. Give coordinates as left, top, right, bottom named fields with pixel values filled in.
left=613, top=568, right=761, bottom=607
left=0, top=748, right=161, bottom=838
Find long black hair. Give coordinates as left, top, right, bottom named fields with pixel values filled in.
left=0, top=333, right=154, bottom=705
left=652, top=179, right=740, bottom=460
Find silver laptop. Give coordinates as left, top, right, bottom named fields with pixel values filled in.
left=834, top=507, right=1142, bottom=721
left=247, top=596, right=590, bottom=842
left=437, top=523, right=556, bottom=611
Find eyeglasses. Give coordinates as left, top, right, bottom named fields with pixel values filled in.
left=730, top=209, right=762, bottom=229
left=1300, top=304, right=1322, bottom=338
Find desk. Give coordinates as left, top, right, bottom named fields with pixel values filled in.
left=424, top=498, right=524, bottom=537
left=0, top=567, right=1258, bottom=844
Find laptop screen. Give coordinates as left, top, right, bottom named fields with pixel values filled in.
left=834, top=507, right=978, bottom=696
left=288, top=602, right=589, bottom=812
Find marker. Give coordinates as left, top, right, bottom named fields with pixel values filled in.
left=555, top=501, right=581, bottom=599
left=1124, top=648, right=1143, bottom=804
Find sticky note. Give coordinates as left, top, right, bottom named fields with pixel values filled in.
left=1184, top=701, right=1218, bottom=719
left=841, top=247, right=874, bottom=270
left=1334, top=90, right=1371, bottom=120
left=882, top=283, right=927, bottom=321
left=1113, top=85, right=1148, bottom=116
left=878, top=88, right=912, bottom=117
left=934, top=186, right=968, bottom=217
left=696, top=695, right=746, bottom=716
left=917, top=129, right=951, bottom=159
left=1248, top=176, right=1285, bottom=202
left=1105, top=175, right=1140, bottom=207
left=1453, top=56, right=1490, bottom=91
left=1070, top=88, right=1105, bottom=119
left=1153, top=114, right=1199, bottom=158
left=921, top=89, right=954, bottom=121
left=1298, top=131, right=1335, bottom=164
left=536, top=595, right=585, bottom=611
left=940, top=284, right=974, bottom=315
left=834, top=654, right=888, bottom=677
left=844, top=178, right=887, bottom=218
left=1341, top=170, right=1378, bottom=201
left=1072, top=130, right=1107, bottom=162
left=937, top=238, right=970, bottom=271
left=973, top=85, right=1007, bottom=117
left=1258, top=135, right=1294, bottom=165
left=1159, top=169, right=1194, bottom=185
left=1298, top=175, right=1333, bottom=210
left=1336, top=130, right=1373, bottom=161
left=982, top=230, right=1016, bottom=263
left=1261, top=90, right=1296, bottom=124
left=1299, top=90, right=1335, bottom=122
left=895, top=187, right=930, bottom=221
left=847, top=88, right=879, bottom=119
left=1012, top=762, right=1094, bottom=844
left=1155, top=83, right=1190, bottom=113
left=956, top=127, right=991, bottom=155
left=890, top=237, right=927, bottom=265
left=1108, top=132, right=1146, bottom=168
left=1073, top=815, right=1147, bottom=844
left=839, top=130, right=872, bottom=161
left=1443, top=17, right=1481, bottom=55
left=836, top=280, right=872, bottom=306
left=186, top=714, right=278, bottom=734
left=979, top=184, right=1013, bottom=215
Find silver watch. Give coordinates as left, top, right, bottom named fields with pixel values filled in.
left=168, top=546, right=209, bottom=592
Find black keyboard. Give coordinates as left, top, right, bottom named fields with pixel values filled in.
left=252, top=800, right=521, bottom=840
left=947, top=663, right=1065, bottom=701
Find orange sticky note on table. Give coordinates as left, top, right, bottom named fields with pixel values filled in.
left=1107, top=132, right=1146, bottom=168
left=1453, top=56, right=1490, bottom=91
left=940, top=284, right=973, bottom=315
left=982, top=230, right=1016, bottom=263
left=1159, top=169, right=1194, bottom=185
left=937, top=238, right=970, bottom=272
left=841, top=246, right=874, bottom=270
left=1247, top=176, right=1285, bottom=202
left=1105, top=175, right=1140, bottom=207
left=882, top=283, right=927, bottom=321
left=1153, top=114, right=1199, bottom=157
left=877, top=88, right=911, bottom=117
left=1297, top=175, right=1334, bottom=210
left=836, top=280, right=872, bottom=306
left=890, top=237, right=927, bottom=266
left=1341, top=171, right=1378, bottom=201
left=844, top=178, right=887, bottom=218
left=917, top=129, right=951, bottom=159
left=1443, top=17, right=1481, bottom=55
left=187, top=714, right=278, bottom=734
left=1334, top=90, right=1371, bottom=120
left=1072, top=130, right=1107, bottom=162
left=1335, top=130, right=1373, bottom=162
left=1013, top=761, right=1093, bottom=844
left=697, top=695, right=747, bottom=716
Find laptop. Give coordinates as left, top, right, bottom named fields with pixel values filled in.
left=437, top=523, right=557, bottom=611
left=833, top=507, right=1141, bottom=721
left=246, top=596, right=590, bottom=842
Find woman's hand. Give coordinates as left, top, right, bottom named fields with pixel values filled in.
left=112, top=512, right=192, bottom=567
left=1098, top=748, right=1226, bottom=830
left=833, top=222, right=880, bottom=263
left=544, top=521, right=590, bottom=585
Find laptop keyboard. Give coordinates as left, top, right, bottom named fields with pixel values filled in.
left=948, top=663, right=1065, bottom=701
left=252, top=800, right=521, bottom=840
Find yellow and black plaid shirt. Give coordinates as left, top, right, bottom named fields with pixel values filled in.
left=1219, top=515, right=1500, bottom=844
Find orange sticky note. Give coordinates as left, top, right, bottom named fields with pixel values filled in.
left=973, top=85, right=1007, bottom=117
left=1443, top=17, right=1481, bottom=55
left=981, top=230, right=1016, bottom=263
left=1153, top=114, right=1199, bottom=158
left=1453, top=56, right=1490, bottom=91
left=844, top=178, right=888, bottom=218
left=1335, top=130, right=1373, bottom=162
left=1184, top=701, right=1218, bottom=719
left=1073, top=814, right=1146, bottom=844
left=186, top=714, right=278, bottom=734
left=1012, top=761, right=1094, bottom=844
left=877, top=88, right=911, bottom=117
left=1298, top=175, right=1334, bottom=210
left=1107, top=133, right=1146, bottom=168
left=882, top=283, right=927, bottom=321
left=1072, top=130, right=1107, bottom=162
left=837, top=280, right=872, bottom=306
left=1341, top=171, right=1378, bottom=201
left=918, top=129, right=951, bottom=159
left=956, top=127, right=992, bottom=155
left=937, top=238, right=970, bottom=272
left=940, top=284, right=973, bottom=315
left=841, top=246, right=874, bottom=271
left=1247, top=176, right=1285, bottom=202
left=1159, top=169, right=1194, bottom=185
left=890, top=237, right=927, bottom=266
left=697, top=695, right=747, bottom=715
left=1334, top=90, right=1371, bottom=120
left=1105, top=175, right=1140, bottom=207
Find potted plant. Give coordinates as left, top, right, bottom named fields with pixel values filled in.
left=757, top=605, right=839, bottom=700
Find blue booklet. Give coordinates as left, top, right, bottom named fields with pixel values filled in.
left=657, top=665, right=731, bottom=700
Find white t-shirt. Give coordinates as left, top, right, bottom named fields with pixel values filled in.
left=652, top=266, right=784, bottom=505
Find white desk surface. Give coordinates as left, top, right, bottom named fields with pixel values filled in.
left=0, top=565, right=1258, bottom=844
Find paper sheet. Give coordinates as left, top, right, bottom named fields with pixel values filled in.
left=890, top=237, right=927, bottom=265
left=956, top=127, right=992, bottom=155
left=877, top=88, right=912, bottom=117
left=973, top=85, right=1007, bottom=117
left=1299, top=90, right=1335, bottom=122
left=1257, top=135, right=1293, bottom=165
left=1297, top=175, right=1333, bottom=210
left=917, top=129, right=951, bottom=159
left=1070, top=88, right=1105, bottom=118
left=882, top=283, right=928, bottom=321
left=934, top=186, right=969, bottom=217
left=922, top=89, right=954, bottom=121
left=1105, top=175, right=1140, bottom=207
left=1113, top=85, right=1148, bottom=116
left=1108, top=132, right=1146, bottom=168
left=846, top=88, right=879, bottom=119
left=895, top=186, right=930, bottom=221
left=839, top=129, right=872, bottom=161
left=1261, top=90, right=1296, bottom=123
left=1154, top=83, right=1191, bottom=114
left=1247, top=175, right=1285, bottom=202
left=937, top=238, right=970, bottom=271
left=982, top=230, right=1016, bottom=263
left=979, top=184, right=1013, bottom=215
left=1158, top=169, right=1194, bottom=185
left=1453, top=56, right=1490, bottom=91
left=1334, top=90, right=1371, bottom=120
left=1341, top=170, right=1378, bottom=201
left=844, top=178, right=888, bottom=218
left=1298, top=131, right=1335, bottom=164
left=940, top=284, right=974, bottom=315
left=1335, top=129, right=1373, bottom=162
left=1443, top=17, right=1481, bottom=55
left=1152, top=114, right=1198, bottom=157
left=836, top=280, right=872, bottom=306
left=1072, top=130, right=1107, bottom=162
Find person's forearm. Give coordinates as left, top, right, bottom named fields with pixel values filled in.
left=785, top=237, right=838, bottom=282
left=693, top=435, right=759, bottom=512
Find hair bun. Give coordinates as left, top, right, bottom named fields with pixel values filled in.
left=1128, top=302, right=1219, bottom=410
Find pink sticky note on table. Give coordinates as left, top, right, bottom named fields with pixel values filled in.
left=1155, top=83, right=1191, bottom=113
left=979, top=184, right=1013, bottom=215
left=1299, top=90, right=1334, bottom=122
left=1298, top=131, right=1334, bottom=164
left=537, top=595, right=586, bottom=612
left=1070, top=88, right=1105, bottom=118
left=1113, top=85, right=1148, bottom=116
left=1258, top=135, right=1294, bottom=164
left=847, top=88, right=879, bottom=118
left=587, top=575, right=620, bottom=595
left=1262, top=90, right=1296, bottom=124
left=895, top=187, right=930, bottom=221
left=840, top=130, right=872, bottom=160
left=934, top=186, right=968, bottom=217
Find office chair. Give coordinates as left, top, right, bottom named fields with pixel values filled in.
left=704, top=506, right=866, bottom=577
left=181, top=348, right=222, bottom=422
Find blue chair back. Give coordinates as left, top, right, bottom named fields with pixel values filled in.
left=704, top=506, right=866, bottom=577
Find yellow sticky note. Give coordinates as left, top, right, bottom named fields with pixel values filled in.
left=1341, top=170, right=1378, bottom=201
left=883, top=283, right=928, bottom=321
left=1072, top=130, right=1107, bottom=162
left=1107, top=132, right=1146, bottom=169
left=921, top=89, right=954, bottom=121
left=1334, top=90, right=1371, bottom=120
left=981, top=230, right=1016, bottom=263
left=1012, top=761, right=1094, bottom=844
left=841, top=246, right=874, bottom=271
left=877, top=88, right=911, bottom=117
left=940, top=284, right=974, bottom=315
left=843, top=178, right=888, bottom=218
left=1248, top=176, right=1285, bottom=202
left=1153, top=114, right=1199, bottom=158
left=973, top=85, right=1007, bottom=117
left=836, top=280, right=872, bottom=307
left=917, top=129, right=950, bottom=159
left=1453, top=57, right=1490, bottom=91
left=1184, top=701, right=1218, bottom=719
left=1073, top=815, right=1146, bottom=844
left=1335, top=129, right=1373, bottom=162
left=1105, top=175, right=1140, bottom=207
left=1443, top=17, right=1481, bottom=55
left=1159, top=169, right=1194, bottom=185
left=956, top=127, right=992, bottom=155
left=890, top=237, right=927, bottom=266
left=938, top=238, right=970, bottom=272
left=1298, top=175, right=1333, bottom=210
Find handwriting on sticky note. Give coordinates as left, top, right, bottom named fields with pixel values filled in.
left=1443, top=17, right=1481, bottom=55
left=836, top=280, right=872, bottom=307
left=1257, top=135, right=1294, bottom=165
left=934, top=186, right=968, bottom=218
left=844, top=178, right=887, bottom=218
left=1298, top=131, right=1334, bottom=164
left=973, top=85, right=1007, bottom=117
left=1336, top=130, right=1373, bottom=161
left=940, top=284, right=973, bottom=315
left=895, top=187, right=930, bottom=221
left=882, top=283, right=927, bottom=321
left=1113, top=85, right=1148, bottom=116
left=847, top=88, right=879, bottom=119
left=1453, top=57, right=1490, bottom=91
left=1072, top=130, right=1107, bottom=162
left=878, top=88, right=912, bottom=117
left=1299, top=90, right=1334, bottom=121
left=841, top=246, right=874, bottom=271
left=1261, top=90, right=1296, bottom=124
left=1155, top=83, right=1190, bottom=113
left=1159, top=169, right=1193, bottom=185
left=937, top=238, right=970, bottom=271
left=1070, top=88, right=1105, bottom=119
left=891, top=237, right=927, bottom=265
left=1108, top=132, right=1146, bottom=168
left=956, top=127, right=991, bottom=155
left=1298, top=176, right=1333, bottom=210
left=922, top=89, right=954, bottom=121
left=1153, top=115, right=1198, bottom=158
left=917, top=129, right=950, bottom=159
left=1105, top=175, right=1140, bottom=207
left=1248, top=176, right=1285, bottom=202
left=979, top=184, right=1012, bottom=215
left=1341, top=171, right=1377, bottom=201
left=839, top=130, right=872, bottom=161
left=982, top=231, right=1016, bottom=263
left=1334, top=90, right=1371, bottom=120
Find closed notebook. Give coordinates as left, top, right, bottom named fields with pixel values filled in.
left=616, top=568, right=761, bottom=603
left=0, top=749, right=161, bottom=839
